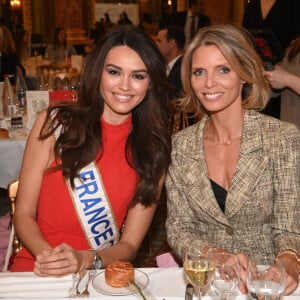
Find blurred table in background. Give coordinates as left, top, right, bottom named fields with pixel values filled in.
left=0, top=125, right=29, bottom=189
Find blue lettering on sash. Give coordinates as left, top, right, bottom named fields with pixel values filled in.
left=95, top=228, right=115, bottom=246
left=80, top=198, right=102, bottom=211
left=75, top=169, right=116, bottom=247
left=91, top=219, right=110, bottom=233
left=76, top=170, right=98, bottom=198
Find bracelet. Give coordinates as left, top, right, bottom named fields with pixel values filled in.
left=277, top=249, right=300, bottom=265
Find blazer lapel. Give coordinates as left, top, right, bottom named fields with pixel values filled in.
left=178, top=117, right=231, bottom=227
left=226, top=110, right=269, bottom=218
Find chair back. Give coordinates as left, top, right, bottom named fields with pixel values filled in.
left=36, top=64, right=75, bottom=90
left=53, top=71, right=79, bottom=91
left=7, top=179, right=21, bottom=256
left=2, top=179, right=21, bottom=271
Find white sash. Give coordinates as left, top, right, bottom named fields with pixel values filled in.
left=66, top=162, right=119, bottom=250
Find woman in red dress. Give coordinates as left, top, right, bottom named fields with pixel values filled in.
left=11, top=27, right=171, bottom=275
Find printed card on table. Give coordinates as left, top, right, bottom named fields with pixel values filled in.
left=26, top=91, right=49, bottom=129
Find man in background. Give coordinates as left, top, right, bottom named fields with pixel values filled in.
left=156, top=25, right=185, bottom=101
left=156, top=25, right=198, bottom=131
left=164, top=0, right=211, bottom=46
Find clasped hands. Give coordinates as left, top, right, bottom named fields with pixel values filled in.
left=34, top=243, right=91, bottom=277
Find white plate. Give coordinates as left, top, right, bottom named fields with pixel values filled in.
left=92, top=269, right=149, bottom=296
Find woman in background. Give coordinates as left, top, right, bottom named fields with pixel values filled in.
left=44, top=27, right=77, bottom=65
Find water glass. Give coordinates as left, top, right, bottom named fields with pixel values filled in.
left=246, top=255, right=286, bottom=300
left=209, top=252, right=240, bottom=300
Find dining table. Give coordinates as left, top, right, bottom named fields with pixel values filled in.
left=0, top=126, right=29, bottom=189
left=0, top=267, right=299, bottom=299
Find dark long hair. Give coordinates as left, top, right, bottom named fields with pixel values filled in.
left=53, top=27, right=67, bottom=49
left=40, top=27, right=172, bottom=207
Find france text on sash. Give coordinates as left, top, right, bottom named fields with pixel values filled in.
left=69, top=163, right=119, bottom=250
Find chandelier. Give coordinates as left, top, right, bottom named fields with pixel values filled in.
left=10, top=0, right=21, bottom=8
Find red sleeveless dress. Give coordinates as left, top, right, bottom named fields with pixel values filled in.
left=11, top=117, right=137, bottom=271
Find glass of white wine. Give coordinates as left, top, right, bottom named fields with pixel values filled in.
left=246, top=255, right=286, bottom=300
left=183, top=246, right=214, bottom=300
left=209, top=252, right=240, bottom=300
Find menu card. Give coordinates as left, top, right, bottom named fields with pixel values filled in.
left=26, top=91, right=49, bottom=129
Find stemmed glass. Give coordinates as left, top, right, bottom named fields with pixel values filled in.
left=246, top=255, right=286, bottom=300
left=183, top=246, right=214, bottom=300
left=209, top=252, right=240, bottom=300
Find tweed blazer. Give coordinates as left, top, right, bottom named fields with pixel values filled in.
left=166, top=109, right=300, bottom=259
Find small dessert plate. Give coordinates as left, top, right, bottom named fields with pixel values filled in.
left=92, top=269, right=149, bottom=295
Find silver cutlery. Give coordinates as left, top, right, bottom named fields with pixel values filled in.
left=185, top=283, right=194, bottom=300
left=80, top=270, right=96, bottom=297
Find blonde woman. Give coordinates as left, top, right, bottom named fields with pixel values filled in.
left=165, top=24, right=300, bottom=295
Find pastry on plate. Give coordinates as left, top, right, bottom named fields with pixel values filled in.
left=105, top=261, right=134, bottom=288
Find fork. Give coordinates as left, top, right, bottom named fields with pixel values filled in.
left=80, top=270, right=96, bottom=296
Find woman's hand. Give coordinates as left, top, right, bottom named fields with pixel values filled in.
left=235, top=253, right=249, bottom=295
left=263, top=65, right=289, bottom=90
left=34, top=243, right=93, bottom=276
left=278, top=254, right=300, bottom=295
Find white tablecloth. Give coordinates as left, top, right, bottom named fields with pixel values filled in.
left=0, top=128, right=28, bottom=188
left=0, top=268, right=299, bottom=299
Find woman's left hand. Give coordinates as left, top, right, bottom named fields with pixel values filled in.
left=279, top=254, right=300, bottom=295
left=34, top=243, right=91, bottom=276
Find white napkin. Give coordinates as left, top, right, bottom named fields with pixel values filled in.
left=0, top=272, right=73, bottom=298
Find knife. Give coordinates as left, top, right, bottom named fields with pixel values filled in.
left=185, top=283, right=194, bottom=300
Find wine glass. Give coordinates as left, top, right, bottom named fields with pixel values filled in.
left=246, top=255, right=286, bottom=300
left=183, top=246, right=214, bottom=300
left=209, top=252, right=240, bottom=300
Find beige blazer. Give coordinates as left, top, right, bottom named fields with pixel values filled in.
left=166, top=109, right=300, bottom=259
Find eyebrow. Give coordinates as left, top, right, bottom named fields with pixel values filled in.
left=105, top=63, right=148, bottom=73
left=191, top=63, right=230, bottom=69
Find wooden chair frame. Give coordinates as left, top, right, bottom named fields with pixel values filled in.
left=2, top=179, right=21, bottom=271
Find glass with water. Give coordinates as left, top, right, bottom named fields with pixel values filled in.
left=246, top=255, right=286, bottom=300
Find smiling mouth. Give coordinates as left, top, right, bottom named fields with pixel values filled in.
left=113, top=93, right=132, bottom=102
left=203, top=92, right=223, bottom=100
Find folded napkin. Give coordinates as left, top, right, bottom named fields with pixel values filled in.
left=156, top=252, right=179, bottom=267
left=0, top=272, right=74, bottom=298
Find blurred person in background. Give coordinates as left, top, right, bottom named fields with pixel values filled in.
left=44, top=27, right=77, bottom=65
left=242, top=0, right=300, bottom=119
left=84, top=28, right=102, bottom=55
left=156, top=25, right=185, bottom=102
left=163, top=0, right=211, bottom=46
left=263, top=37, right=300, bottom=128
left=0, top=24, right=25, bottom=84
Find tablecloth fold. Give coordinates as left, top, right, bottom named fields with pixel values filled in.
left=0, top=272, right=73, bottom=298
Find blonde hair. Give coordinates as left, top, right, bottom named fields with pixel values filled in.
left=180, top=24, right=270, bottom=115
